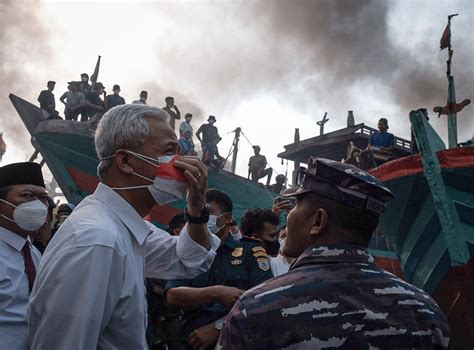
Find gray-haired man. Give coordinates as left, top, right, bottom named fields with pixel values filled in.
left=29, top=104, right=220, bottom=349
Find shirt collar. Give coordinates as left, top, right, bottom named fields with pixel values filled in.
left=0, top=226, right=28, bottom=251
left=93, top=183, right=151, bottom=245
left=222, top=232, right=238, bottom=249
left=290, top=243, right=375, bottom=271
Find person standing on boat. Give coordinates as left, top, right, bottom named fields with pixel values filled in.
left=133, top=90, right=148, bottom=105
left=37, top=81, right=60, bottom=119
left=83, top=82, right=106, bottom=121
left=163, top=96, right=181, bottom=133
left=367, top=117, right=395, bottom=149
left=79, top=73, right=92, bottom=95
left=248, top=146, right=273, bottom=186
left=196, top=116, right=223, bottom=167
left=59, top=81, right=85, bottom=121
left=0, top=162, right=49, bottom=350
left=105, top=84, right=126, bottom=110
left=28, top=104, right=220, bottom=350
left=218, top=158, right=450, bottom=349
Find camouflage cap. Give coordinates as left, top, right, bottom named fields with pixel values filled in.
left=281, top=158, right=394, bottom=214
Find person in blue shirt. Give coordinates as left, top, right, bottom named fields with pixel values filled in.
left=368, top=118, right=394, bottom=149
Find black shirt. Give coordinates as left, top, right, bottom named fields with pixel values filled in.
left=38, top=90, right=55, bottom=112
left=106, top=94, right=125, bottom=109
left=196, top=124, right=219, bottom=143
left=85, top=92, right=105, bottom=117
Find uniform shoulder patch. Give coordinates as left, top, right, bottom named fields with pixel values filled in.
left=252, top=250, right=268, bottom=258
left=256, top=257, right=270, bottom=271
left=251, top=246, right=266, bottom=253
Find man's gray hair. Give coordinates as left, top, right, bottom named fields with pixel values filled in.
left=95, top=104, right=169, bottom=178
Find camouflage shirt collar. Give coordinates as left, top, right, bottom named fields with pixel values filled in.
left=290, top=244, right=375, bottom=271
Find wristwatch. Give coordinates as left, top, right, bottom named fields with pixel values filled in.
left=184, top=205, right=210, bottom=224
left=214, top=318, right=225, bottom=331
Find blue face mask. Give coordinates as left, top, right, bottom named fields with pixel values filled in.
left=207, top=213, right=227, bottom=235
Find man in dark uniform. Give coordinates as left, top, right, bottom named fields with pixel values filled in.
left=219, top=158, right=450, bottom=349
left=165, top=189, right=273, bottom=350
left=37, top=81, right=60, bottom=118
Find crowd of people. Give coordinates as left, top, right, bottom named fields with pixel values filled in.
left=38, top=79, right=289, bottom=187
left=2, top=103, right=451, bottom=349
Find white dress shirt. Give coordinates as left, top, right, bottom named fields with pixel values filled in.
left=29, top=183, right=220, bottom=350
left=0, top=227, right=41, bottom=350
left=269, top=254, right=291, bottom=277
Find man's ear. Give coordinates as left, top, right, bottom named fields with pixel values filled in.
left=223, top=212, right=233, bottom=224
left=309, top=208, right=329, bottom=238
left=114, top=150, right=134, bottom=175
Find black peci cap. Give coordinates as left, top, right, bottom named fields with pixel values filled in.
left=0, top=162, right=45, bottom=188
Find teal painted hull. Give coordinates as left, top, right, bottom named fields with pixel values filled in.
left=378, top=166, right=474, bottom=294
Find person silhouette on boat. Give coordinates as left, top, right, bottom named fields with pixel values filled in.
left=196, top=116, right=224, bottom=168
left=59, top=81, right=85, bottom=121
left=106, top=84, right=126, bottom=110
left=133, top=90, right=148, bottom=105
left=248, top=146, right=273, bottom=186
left=83, top=82, right=106, bottom=121
left=367, top=118, right=394, bottom=150
left=163, top=96, right=181, bottom=133
left=364, top=118, right=395, bottom=167
left=38, top=81, right=60, bottom=119
left=79, top=73, right=92, bottom=95
left=268, top=174, right=286, bottom=194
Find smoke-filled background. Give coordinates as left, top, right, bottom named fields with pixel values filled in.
left=0, top=0, right=473, bottom=184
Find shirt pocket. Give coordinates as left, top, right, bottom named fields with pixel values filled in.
left=225, top=268, right=250, bottom=290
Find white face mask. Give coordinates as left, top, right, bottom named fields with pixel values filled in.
left=105, top=151, right=187, bottom=206
left=279, top=237, right=287, bottom=253
left=207, top=213, right=227, bottom=235
left=1, top=199, right=48, bottom=232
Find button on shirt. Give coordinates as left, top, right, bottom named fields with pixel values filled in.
left=29, top=183, right=220, bottom=350
left=219, top=244, right=450, bottom=349
left=0, top=227, right=41, bottom=350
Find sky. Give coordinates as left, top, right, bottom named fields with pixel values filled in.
left=0, top=0, right=473, bottom=187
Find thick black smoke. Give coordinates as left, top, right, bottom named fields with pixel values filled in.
left=246, top=0, right=473, bottom=134
left=0, top=0, right=51, bottom=153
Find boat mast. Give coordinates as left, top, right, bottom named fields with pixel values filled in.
left=444, top=14, right=458, bottom=148
left=230, top=127, right=241, bottom=174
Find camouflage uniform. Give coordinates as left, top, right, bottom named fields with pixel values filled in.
left=218, top=244, right=449, bottom=349
left=164, top=233, right=273, bottom=348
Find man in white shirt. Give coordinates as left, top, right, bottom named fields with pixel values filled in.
left=29, top=104, right=220, bottom=349
left=0, top=162, right=49, bottom=350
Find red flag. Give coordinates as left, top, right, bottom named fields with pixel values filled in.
left=440, top=24, right=450, bottom=50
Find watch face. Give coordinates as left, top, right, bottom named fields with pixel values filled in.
left=215, top=318, right=224, bottom=330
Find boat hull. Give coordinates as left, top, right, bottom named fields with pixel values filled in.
left=372, top=148, right=474, bottom=348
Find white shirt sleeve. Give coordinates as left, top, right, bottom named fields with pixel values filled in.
left=145, top=223, right=220, bottom=280
left=29, top=245, right=124, bottom=350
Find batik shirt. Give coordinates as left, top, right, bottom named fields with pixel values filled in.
left=218, top=244, right=449, bottom=349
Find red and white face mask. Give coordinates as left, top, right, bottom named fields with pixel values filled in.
left=106, top=151, right=188, bottom=206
